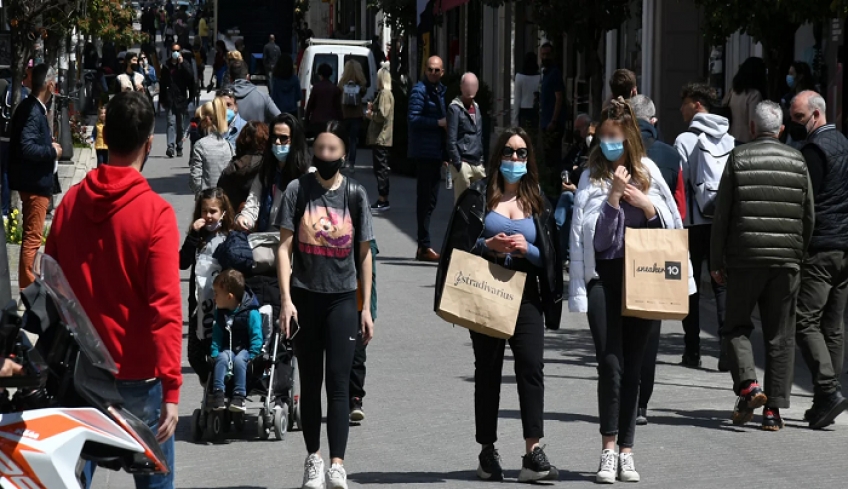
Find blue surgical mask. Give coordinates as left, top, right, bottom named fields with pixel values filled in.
left=226, top=109, right=235, bottom=123
left=272, top=144, right=290, bottom=162
left=600, top=139, right=625, bottom=162
left=171, top=51, right=180, bottom=60
left=499, top=160, right=527, bottom=184
left=786, top=74, right=795, bottom=88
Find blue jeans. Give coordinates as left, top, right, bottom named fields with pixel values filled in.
left=215, top=66, right=226, bottom=87
left=343, top=118, right=362, bottom=165
left=214, top=349, right=250, bottom=397
left=83, top=379, right=175, bottom=489
left=166, top=106, right=186, bottom=152
left=555, top=191, right=574, bottom=259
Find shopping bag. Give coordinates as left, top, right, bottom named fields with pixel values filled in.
left=622, top=228, right=689, bottom=320
left=436, top=250, right=527, bottom=339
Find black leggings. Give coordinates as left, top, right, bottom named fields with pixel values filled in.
left=292, top=288, right=358, bottom=459
left=588, top=259, right=654, bottom=448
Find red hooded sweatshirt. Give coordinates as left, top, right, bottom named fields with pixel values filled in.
left=45, top=165, right=183, bottom=403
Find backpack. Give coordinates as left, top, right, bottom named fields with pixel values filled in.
left=342, top=81, right=361, bottom=107
left=687, top=128, right=735, bottom=218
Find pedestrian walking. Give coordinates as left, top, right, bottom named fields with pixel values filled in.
left=721, top=57, right=767, bottom=143
left=160, top=43, right=197, bottom=158
left=435, top=126, right=563, bottom=483
left=211, top=40, right=228, bottom=91
left=446, top=72, right=486, bottom=201
left=270, top=54, right=302, bottom=116
left=409, top=55, right=447, bottom=262
left=277, top=121, right=375, bottom=489
left=338, top=60, right=367, bottom=170
left=674, top=82, right=734, bottom=369
left=91, top=106, right=109, bottom=167
left=365, top=67, right=394, bottom=213
left=230, top=59, right=281, bottom=124
left=710, top=100, right=814, bottom=431
left=788, top=90, right=848, bottom=428
left=305, top=63, right=342, bottom=138
left=555, top=114, right=593, bottom=263
left=263, top=34, right=282, bottom=92
left=116, top=52, right=146, bottom=93
left=609, top=68, right=638, bottom=100
left=47, top=92, right=182, bottom=489
left=539, top=43, right=564, bottom=168
left=570, top=98, right=692, bottom=484
left=8, top=64, right=61, bottom=290
left=189, top=97, right=235, bottom=195
left=512, top=52, right=540, bottom=129
left=216, top=86, right=248, bottom=150
left=218, top=120, right=269, bottom=210
left=781, top=61, right=815, bottom=110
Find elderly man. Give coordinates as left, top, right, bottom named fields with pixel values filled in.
left=446, top=72, right=485, bottom=201
left=8, top=64, right=62, bottom=289
left=408, top=55, right=447, bottom=262
left=711, top=100, right=814, bottom=431
left=789, top=90, right=848, bottom=428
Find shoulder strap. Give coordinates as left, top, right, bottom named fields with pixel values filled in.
left=294, top=174, right=311, bottom=230
left=347, top=178, right=362, bottom=246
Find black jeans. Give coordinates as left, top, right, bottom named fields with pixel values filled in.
left=682, top=224, right=726, bottom=355
left=721, top=268, right=799, bottom=408
left=416, top=158, right=442, bottom=249
left=589, top=259, right=653, bottom=448
left=470, top=282, right=545, bottom=445
left=795, top=249, right=848, bottom=396
left=638, top=321, right=662, bottom=409
left=372, top=145, right=391, bottom=198
left=292, top=288, right=358, bottom=459
left=350, top=313, right=367, bottom=401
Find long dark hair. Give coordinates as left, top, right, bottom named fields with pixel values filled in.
left=273, top=53, right=294, bottom=80
left=190, top=187, right=235, bottom=235
left=732, top=57, right=767, bottom=100
left=314, top=120, right=349, bottom=155
left=521, top=52, right=539, bottom=76
left=260, top=113, right=309, bottom=192
left=791, top=61, right=814, bottom=93
left=486, top=127, right=544, bottom=216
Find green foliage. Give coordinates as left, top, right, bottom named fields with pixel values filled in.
left=531, top=0, right=631, bottom=52
left=79, top=0, right=144, bottom=46
left=694, top=0, right=833, bottom=47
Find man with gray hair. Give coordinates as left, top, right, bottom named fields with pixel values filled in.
left=788, top=90, right=848, bottom=428
left=446, top=71, right=485, bottom=200
left=710, top=99, right=814, bottom=431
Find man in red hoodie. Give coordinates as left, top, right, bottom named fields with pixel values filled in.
left=45, top=92, right=182, bottom=489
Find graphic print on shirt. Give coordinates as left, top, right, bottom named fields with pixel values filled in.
left=298, top=203, right=353, bottom=258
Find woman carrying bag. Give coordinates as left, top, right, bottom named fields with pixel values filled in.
left=434, top=127, right=563, bottom=483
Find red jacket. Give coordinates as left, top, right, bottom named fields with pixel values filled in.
left=45, top=165, right=183, bottom=403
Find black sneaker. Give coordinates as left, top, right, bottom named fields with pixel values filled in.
left=808, top=391, right=848, bottom=429
left=762, top=407, right=785, bottom=431
left=636, top=407, right=648, bottom=426
left=350, top=397, right=365, bottom=423
left=680, top=352, right=702, bottom=368
left=166, top=147, right=175, bottom=158
left=371, top=200, right=390, bottom=213
left=476, top=444, right=504, bottom=481
left=176, top=149, right=183, bottom=158
left=518, top=445, right=558, bottom=483
left=229, top=395, right=246, bottom=413
left=210, top=389, right=225, bottom=411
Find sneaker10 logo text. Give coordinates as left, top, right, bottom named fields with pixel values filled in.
left=635, top=261, right=682, bottom=280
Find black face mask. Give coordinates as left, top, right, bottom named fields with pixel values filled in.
left=787, top=119, right=810, bottom=142
left=313, top=155, right=343, bottom=181
left=541, top=58, right=552, bottom=68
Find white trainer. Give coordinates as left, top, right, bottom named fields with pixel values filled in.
left=302, top=454, right=325, bottom=489
left=618, top=452, right=641, bottom=482
left=326, top=463, right=348, bottom=489
left=596, top=449, right=617, bottom=484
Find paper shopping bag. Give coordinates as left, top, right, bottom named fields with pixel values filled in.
left=623, top=228, right=690, bottom=320
left=436, top=250, right=527, bottom=339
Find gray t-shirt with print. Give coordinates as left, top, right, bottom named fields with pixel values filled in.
left=275, top=173, right=374, bottom=293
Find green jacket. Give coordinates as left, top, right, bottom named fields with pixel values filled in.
left=711, top=137, right=815, bottom=270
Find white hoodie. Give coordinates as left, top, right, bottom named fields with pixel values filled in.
left=674, top=113, right=734, bottom=226
left=568, top=156, right=698, bottom=313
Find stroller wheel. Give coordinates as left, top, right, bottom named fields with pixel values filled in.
left=233, top=412, right=246, bottom=432
left=207, top=411, right=224, bottom=441
left=273, top=404, right=288, bottom=441
left=257, top=408, right=271, bottom=440
left=190, top=409, right=203, bottom=443
left=222, top=410, right=231, bottom=433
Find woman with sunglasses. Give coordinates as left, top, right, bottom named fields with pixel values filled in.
left=435, top=127, right=564, bottom=483
left=570, top=98, right=694, bottom=483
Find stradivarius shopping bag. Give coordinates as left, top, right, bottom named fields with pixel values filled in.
left=622, top=228, right=690, bottom=320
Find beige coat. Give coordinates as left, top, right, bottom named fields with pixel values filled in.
left=366, top=89, right=394, bottom=147
left=722, top=89, right=762, bottom=143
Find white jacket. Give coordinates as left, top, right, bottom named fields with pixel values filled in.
left=569, top=156, right=697, bottom=313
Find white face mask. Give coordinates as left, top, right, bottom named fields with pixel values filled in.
left=585, top=135, right=593, bottom=147
left=204, top=212, right=225, bottom=232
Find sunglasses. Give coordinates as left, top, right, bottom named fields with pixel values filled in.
left=501, top=147, right=529, bottom=160
left=271, top=134, right=291, bottom=144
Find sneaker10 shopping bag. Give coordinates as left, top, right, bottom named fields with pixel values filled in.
left=623, top=228, right=690, bottom=320
left=436, top=250, right=527, bottom=339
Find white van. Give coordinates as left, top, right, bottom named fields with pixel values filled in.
left=299, top=39, right=378, bottom=113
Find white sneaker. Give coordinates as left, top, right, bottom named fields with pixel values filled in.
left=326, top=463, right=348, bottom=489
left=618, top=452, right=640, bottom=482
left=302, top=454, right=325, bottom=489
left=596, top=449, right=617, bottom=484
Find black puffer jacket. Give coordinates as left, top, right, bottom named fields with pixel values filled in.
left=710, top=137, right=815, bottom=270
left=435, top=179, right=564, bottom=330
left=218, top=154, right=263, bottom=210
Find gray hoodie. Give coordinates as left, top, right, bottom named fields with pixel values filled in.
left=231, top=79, right=281, bottom=124
left=674, top=112, right=734, bottom=226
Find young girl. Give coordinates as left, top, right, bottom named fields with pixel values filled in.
left=180, top=187, right=236, bottom=384
left=570, top=98, right=694, bottom=483
left=90, top=107, right=109, bottom=166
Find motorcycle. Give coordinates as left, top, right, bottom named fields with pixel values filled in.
left=0, top=254, right=169, bottom=488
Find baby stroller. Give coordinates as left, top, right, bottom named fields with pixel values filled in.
left=189, top=305, right=300, bottom=442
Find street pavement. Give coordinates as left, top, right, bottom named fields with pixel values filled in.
left=90, top=89, right=848, bottom=489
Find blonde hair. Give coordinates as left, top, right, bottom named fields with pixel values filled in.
left=588, top=97, right=650, bottom=191
left=338, top=60, right=366, bottom=88
left=201, top=97, right=229, bottom=134
left=377, top=67, right=391, bottom=91
left=227, top=50, right=243, bottom=61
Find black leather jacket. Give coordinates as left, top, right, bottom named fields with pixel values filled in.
left=434, top=180, right=564, bottom=330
